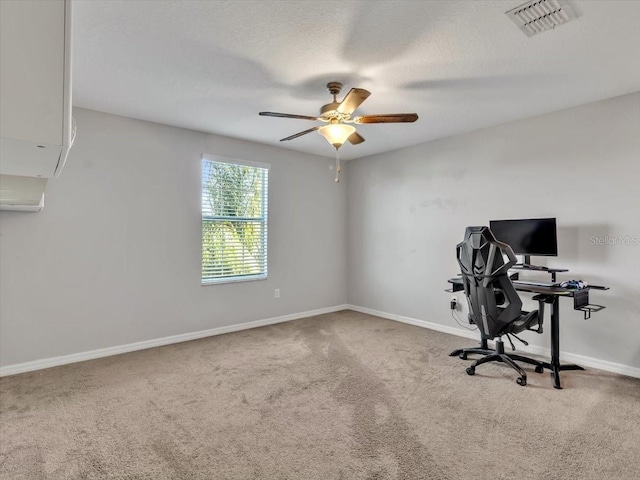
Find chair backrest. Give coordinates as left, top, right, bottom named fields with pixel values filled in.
left=456, top=226, right=522, bottom=340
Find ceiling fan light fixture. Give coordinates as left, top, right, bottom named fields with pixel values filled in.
left=318, top=124, right=356, bottom=149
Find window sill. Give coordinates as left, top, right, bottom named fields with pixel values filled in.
left=201, top=274, right=267, bottom=286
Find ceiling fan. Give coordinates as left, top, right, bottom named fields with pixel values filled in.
left=259, top=82, right=418, bottom=182
left=259, top=81, right=418, bottom=148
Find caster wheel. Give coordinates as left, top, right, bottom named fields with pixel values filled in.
left=535, top=365, right=544, bottom=374
left=466, top=367, right=475, bottom=376
left=516, top=377, right=527, bottom=386
left=459, top=353, right=468, bottom=360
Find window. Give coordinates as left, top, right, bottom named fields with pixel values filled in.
left=201, top=157, right=269, bottom=284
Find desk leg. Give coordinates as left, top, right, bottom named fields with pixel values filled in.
left=544, top=296, right=584, bottom=389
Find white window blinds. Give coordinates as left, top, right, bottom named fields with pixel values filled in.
left=201, top=157, right=269, bottom=284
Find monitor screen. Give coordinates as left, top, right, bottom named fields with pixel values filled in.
left=489, top=218, right=557, bottom=257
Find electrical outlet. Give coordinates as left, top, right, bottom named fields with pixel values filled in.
left=274, top=288, right=280, bottom=299
left=450, top=296, right=457, bottom=310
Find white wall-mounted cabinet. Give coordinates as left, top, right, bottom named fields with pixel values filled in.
left=0, top=0, right=73, bottom=211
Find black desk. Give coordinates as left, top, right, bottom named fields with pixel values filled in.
left=448, top=277, right=608, bottom=389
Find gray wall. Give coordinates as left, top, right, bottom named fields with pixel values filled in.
left=347, top=92, right=640, bottom=369
left=2, top=94, right=639, bottom=372
left=0, top=108, right=347, bottom=367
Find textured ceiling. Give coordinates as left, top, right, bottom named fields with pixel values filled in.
left=72, top=0, right=640, bottom=160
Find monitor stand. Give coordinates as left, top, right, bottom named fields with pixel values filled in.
left=518, top=255, right=540, bottom=269
left=516, top=256, right=568, bottom=282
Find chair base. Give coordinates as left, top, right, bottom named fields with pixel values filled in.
left=456, top=339, right=546, bottom=386
left=450, top=339, right=494, bottom=360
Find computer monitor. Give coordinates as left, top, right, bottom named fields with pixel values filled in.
left=489, top=218, right=557, bottom=260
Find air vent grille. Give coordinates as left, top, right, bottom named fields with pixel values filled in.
left=506, top=0, right=578, bottom=37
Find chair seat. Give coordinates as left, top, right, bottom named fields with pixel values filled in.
left=505, top=310, right=539, bottom=335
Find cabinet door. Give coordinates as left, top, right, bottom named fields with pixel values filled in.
left=0, top=0, right=66, bottom=145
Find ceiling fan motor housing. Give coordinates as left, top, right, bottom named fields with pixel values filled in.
left=321, top=82, right=345, bottom=120
left=320, top=102, right=342, bottom=119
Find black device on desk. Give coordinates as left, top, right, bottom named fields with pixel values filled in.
left=490, top=217, right=557, bottom=265
left=489, top=217, right=569, bottom=281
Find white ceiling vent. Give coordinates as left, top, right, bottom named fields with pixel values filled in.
left=506, top=0, right=578, bottom=37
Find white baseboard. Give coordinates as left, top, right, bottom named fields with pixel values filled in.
left=347, top=304, right=640, bottom=380
left=0, top=304, right=349, bottom=377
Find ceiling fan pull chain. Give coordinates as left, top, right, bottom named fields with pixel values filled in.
left=334, top=148, right=341, bottom=183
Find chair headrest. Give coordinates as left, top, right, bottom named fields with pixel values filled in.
left=463, top=226, right=496, bottom=249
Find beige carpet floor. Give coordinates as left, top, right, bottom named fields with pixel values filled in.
left=1, top=310, right=639, bottom=479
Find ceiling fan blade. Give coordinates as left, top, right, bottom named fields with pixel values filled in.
left=279, top=126, right=320, bottom=142
left=348, top=132, right=365, bottom=145
left=354, top=113, right=418, bottom=124
left=336, top=88, right=371, bottom=115
left=259, top=111, right=320, bottom=121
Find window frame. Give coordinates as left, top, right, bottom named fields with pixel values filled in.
left=201, top=155, right=270, bottom=286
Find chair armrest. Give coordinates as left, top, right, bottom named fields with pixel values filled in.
left=531, top=294, right=548, bottom=334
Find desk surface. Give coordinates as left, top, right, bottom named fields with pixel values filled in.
left=447, top=277, right=607, bottom=296
left=513, top=281, right=573, bottom=295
